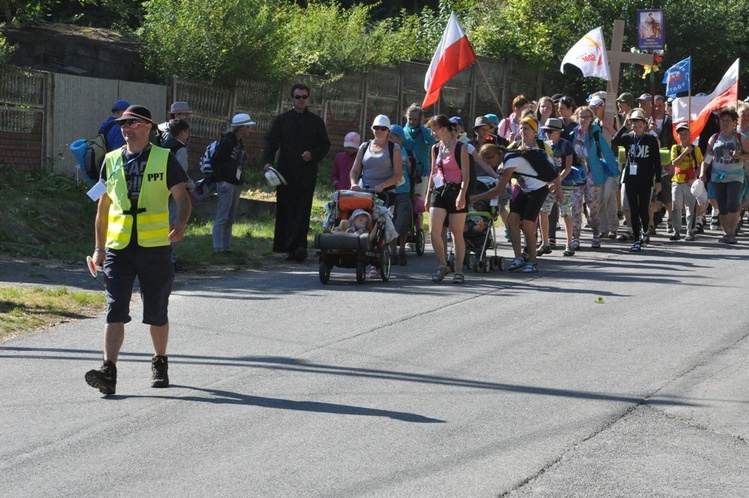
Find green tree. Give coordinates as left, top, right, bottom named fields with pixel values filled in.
left=139, top=0, right=287, bottom=84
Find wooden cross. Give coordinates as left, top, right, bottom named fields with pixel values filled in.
left=604, top=19, right=655, bottom=122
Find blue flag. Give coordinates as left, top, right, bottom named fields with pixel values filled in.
left=662, top=57, right=691, bottom=97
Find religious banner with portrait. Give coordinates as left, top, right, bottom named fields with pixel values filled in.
left=638, top=9, right=665, bottom=51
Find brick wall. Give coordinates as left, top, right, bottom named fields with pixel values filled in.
left=0, top=112, right=43, bottom=172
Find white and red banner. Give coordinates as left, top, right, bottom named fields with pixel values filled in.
left=560, top=27, right=611, bottom=81
left=672, top=59, right=740, bottom=144
left=422, top=13, right=477, bottom=109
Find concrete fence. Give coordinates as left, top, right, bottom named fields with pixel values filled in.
left=0, top=57, right=550, bottom=178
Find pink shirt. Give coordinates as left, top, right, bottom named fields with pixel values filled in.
left=331, top=151, right=356, bottom=189
left=434, top=141, right=463, bottom=184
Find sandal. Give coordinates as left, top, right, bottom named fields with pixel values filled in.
left=432, top=265, right=449, bottom=282
left=507, top=257, right=525, bottom=272
left=452, top=272, right=465, bottom=284
left=630, top=240, right=642, bottom=252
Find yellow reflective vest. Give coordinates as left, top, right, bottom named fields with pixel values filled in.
left=104, top=146, right=171, bottom=249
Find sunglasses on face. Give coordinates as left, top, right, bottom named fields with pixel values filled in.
left=372, top=126, right=389, bottom=132
left=293, top=94, right=309, bottom=100
left=120, top=119, right=145, bottom=128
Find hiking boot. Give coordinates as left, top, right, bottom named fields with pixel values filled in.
left=85, top=360, right=117, bottom=395
left=151, top=355, right=169, bottom=388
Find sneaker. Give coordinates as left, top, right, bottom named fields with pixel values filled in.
left=522, top=262, right=538, bottom=273
left=432, top=265, right=449, bottom=282
left=685, top=233, right=696, bottom=241
left=617, top=232, right=634, bottom=241
left=669, top=233, right=681, bottom=241
left=723, top=234, right=738, bottom=244
left=452, top=272, right=465, bottom=284
left=369, top=266, right=380, bottom=279
left=710, top=222, right=720, bottom=231
left=571, top=238, right=580, bottom=250
left=397, top=249, right=407, bottom=266
left=537, top=244, right=552, bottom=256
left=151, top=355, right=169, bottom=388
left=507, top=257, right=525, bottom=272
left=85, top=360, right=117, bottom=395
left=563, top=244, right=575, bottom=256
left=591, top=236, right=601, bottom=248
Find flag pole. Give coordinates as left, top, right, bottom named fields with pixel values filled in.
left=687, top=61, right=692, bottom=134
left=474, top=58, right=506, bottom=119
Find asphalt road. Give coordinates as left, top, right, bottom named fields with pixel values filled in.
left=1, top=230, right=748, bottom=497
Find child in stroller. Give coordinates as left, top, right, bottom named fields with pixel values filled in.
left=334, top=208, right=372, bottom=235
left=447, top=176, right=505, bottom=272
left=314, top=191, right=395, bottom=284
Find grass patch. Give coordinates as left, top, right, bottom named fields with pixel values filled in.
left=0, top=164, right=97, bottom=261
left=0, top=158, right=337, bottom=270
left=0, top=286, right=106, bottom=341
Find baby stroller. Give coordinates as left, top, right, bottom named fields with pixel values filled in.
left=405, top=197, right=426, bottom=256
left=314, top=191, right=393, bottom=284
left=447, top=176, right=505, bottom=273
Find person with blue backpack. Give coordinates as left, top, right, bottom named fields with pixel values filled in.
left=100, top=100, right=130, bottom=152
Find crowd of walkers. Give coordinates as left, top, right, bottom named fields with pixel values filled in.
left=339, top=93, right=749, bottom=283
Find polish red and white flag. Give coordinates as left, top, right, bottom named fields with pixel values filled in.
left=422, top=13, right=477, bottom=109
left=672, top=59, right=740, bottom=144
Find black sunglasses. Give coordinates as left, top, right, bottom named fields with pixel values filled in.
left=120, top=119, right=144, bottom=127
left=372, top=126, right=389, bottom=132
left=293, top=94, right=309, bottom=100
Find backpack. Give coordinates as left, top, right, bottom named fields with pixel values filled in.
left=82, top=121, right=117, bottom=182
left=505, top=140, right=558, bottom=183
left=199, top=140, right=219, bottom=176
left=431, top=140, right=478, bottom=196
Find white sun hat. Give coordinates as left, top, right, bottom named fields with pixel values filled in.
left=265, top=167, right=287, bottom=187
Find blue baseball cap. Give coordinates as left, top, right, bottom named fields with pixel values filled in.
left=112, top=99, right=130, bottom=112
left=484, top=113, right=499, bottom=125
left=448, top=116, right=464, bottom=127
left=389, top=124, right=405, bottom=138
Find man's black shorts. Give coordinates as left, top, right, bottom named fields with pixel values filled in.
left=104, top=244, right=174, bottom=326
